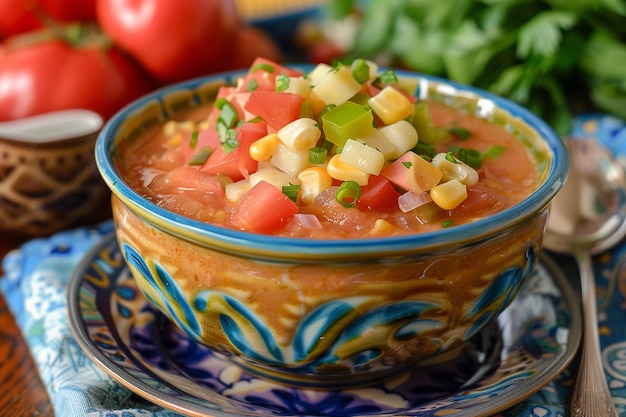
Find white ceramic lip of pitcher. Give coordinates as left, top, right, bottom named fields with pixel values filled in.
left=0, top=109, right=104, bottom=143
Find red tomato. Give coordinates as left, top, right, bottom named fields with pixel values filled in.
left=0, top=38, right=155, bottom=120
left=357, top=175, right=400, bottom=211
left=244, top=91, right=304, bottom=131
left=0, top=0, right=97, bottom=37
left=228, top=180, right=298, bottom=234
left=96, top=0, right=239, bottom=84
left=200, top=120, right=266, bottom=181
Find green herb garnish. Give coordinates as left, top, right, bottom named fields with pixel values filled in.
left=282, top=184, right=301, bottom=203
left=351, top=58, right=370, bottom=84
left=309, top=147, right=328, bottom=164
left=250, top=63, right=275, bottom=73
left=447, top=126, right=471, bottom=140
left=187, top=146, right=213, bottom=166
left=276, top=74, right=290, bottom=92
left=189, top=131, right=199, bottom=149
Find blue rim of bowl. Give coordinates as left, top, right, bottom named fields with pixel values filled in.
left=95, top=66, right=568, bottom=258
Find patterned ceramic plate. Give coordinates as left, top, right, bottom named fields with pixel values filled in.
left=68, top=233, right=581, bottom=417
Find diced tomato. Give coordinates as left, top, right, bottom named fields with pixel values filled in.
left=237, top=57, right=303, bottom=93
left=244, top=91, right=304, bottom=131
left=148, top=166, right=224, bottom=196
left=228, top=180, right=298, bottom=234
left=357, top=175, right=401, bottom=210
left=200, top=120, right=267, bottom=181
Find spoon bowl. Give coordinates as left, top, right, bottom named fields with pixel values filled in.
left=545, top=137, right=626, bottom=417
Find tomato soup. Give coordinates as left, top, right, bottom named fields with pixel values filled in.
left=117, top=59, right=540, bottom=239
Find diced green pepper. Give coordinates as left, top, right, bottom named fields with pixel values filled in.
left=412, top=102, right=437, bottom=145
left=321, top=101, right=374, bottom=148
left=349, top=91, right=371, bottom=107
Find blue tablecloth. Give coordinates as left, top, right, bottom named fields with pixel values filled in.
left=2, top=114, right=626, bottom=416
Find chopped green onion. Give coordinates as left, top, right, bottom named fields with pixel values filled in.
left=336, top=181, right=362, bottom=208
left=219, top=127, right=239, bottom=154
left=282, top=184, right=301, bottom=203
left=447, top=126, right=471, bottom=140
left=248, top=115, right=263, bottom=123
left=217, top=100, right=237, bottom=128
left=189, top=131, right=199, bottom=149
left=413, top=142, right=436, bottom=159
left=441, top=219, right=453, bottom=228
left=402, top=161, right=412, bottom=169
left=351, top=59, right=370, bottom=84
left=276, top=74, right=290, bottom=92
left=300, top=100, right=314, bottom=119
left=187, top=146, right=213, bottom=166
left=309, top=147, right=327, bottom=164
left=374, top=69, right=398, bottom=87
left=445, top=152, right=457, bottom=163
left=247, top=79, right=259, bottom=92
left=321, top=139, right=335, bottom=151
left=214, top=99, right=240, bottom=153
left=251, top=63, right=275, bottom=73
left=484, top=145, right=505, bottom=159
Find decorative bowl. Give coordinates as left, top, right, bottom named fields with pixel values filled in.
left=0, top=109, right=109, bottom=237
left=95, top=66, right=568, bottom=389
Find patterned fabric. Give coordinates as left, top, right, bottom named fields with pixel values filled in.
left=1, top=221, right=182, bottom=417
left=1, top=113, right=625, bottom=416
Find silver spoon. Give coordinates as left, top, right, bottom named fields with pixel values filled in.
left=545, top=137, right=626, bottom=417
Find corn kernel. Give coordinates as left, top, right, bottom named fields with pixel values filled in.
left=225, top=179, right=251, bottom=203
left=312, top=65, right=362, bottom=106
left=249, top=133, right=280, bottom=161
left=368, top=86, right=413, bottom=125
left=431, top=153, right=479, bottom=186
left=326, top=154, right=370, bottom=185
left=166, top=133, right=183, bottom=147
left=297, top=167, right=333, bottom=204
left=378, top=120, right=419, bottom=159
left=430, top=179, right=468, bottom=210
left=277, top=118, right=321, bottom=152
left=369, top=218, right=396, bottom=235
left=163, top=120, right=179, bottom=137
left=339, top=139, right=385, bottom=175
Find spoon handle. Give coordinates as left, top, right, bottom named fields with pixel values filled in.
left=570, top=252, right=618, bottom=417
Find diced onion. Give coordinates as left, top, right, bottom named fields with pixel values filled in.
left=293, top=213, right=323, bottom=229
left=398, top=191, right=432, bottom=213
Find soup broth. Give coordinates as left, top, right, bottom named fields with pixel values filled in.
left=118, top=59, right=540, bottom=239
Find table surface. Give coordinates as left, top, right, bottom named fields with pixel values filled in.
left=0, top=236, right=55, bottom=417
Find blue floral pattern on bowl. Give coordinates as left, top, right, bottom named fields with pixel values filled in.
left=67, top=233, right=580, bottom=417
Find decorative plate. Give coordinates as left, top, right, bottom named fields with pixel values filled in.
left=68, top=233, right=581, bottom=417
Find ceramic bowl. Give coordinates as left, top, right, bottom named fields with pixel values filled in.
left=95, top=68, right=568, bottom=389
left=0, top=110, right=110, bottom=237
